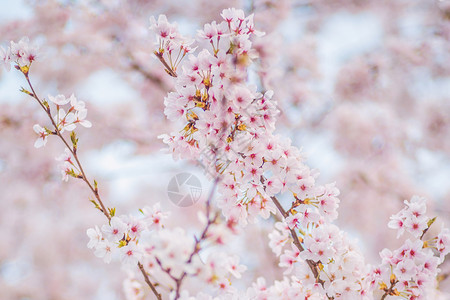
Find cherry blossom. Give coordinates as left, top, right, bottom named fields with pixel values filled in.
left=120, top=242, right=144, bottom=266
left=32, top=124, right=48, bottom=148
left=95, top=240, right=114, bottom=264
left=9, top=36, right=38, bottom=68
left=101, top=216, right=128, bottom=242
left=87, top=225, right=102, bottom=249
left=224, top=255, right=247, bottom=279
left=49, top=94, right=71, bottom=106
left=0, top=45, right=11, bottom=71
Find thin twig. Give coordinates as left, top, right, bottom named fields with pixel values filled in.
left=25, top=73, right=111, bottom=221
left=154, top=52, right=178, bottom=77
left=126, top=52, right=170, bottom=91
left=259, top=176, right=331, bottom=299
left=138, top=262, right=162, bottom=300
left=269, top=193, right=322, bottom=282
left=23, top=72, right=161, bottom=299
left=380, top=279, right=398, bottom=300
left=172, top=177, right=220, bottom=300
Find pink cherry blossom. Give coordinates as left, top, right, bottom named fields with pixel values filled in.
left=87, top=226, right=102, bottom=249
left=48, top=94, right=70, bottom=105
left=120, top=242, right=143, bottom=266
left=102, top=216, right=128, bottom=242
left=32, top=124, right=48, bottom=148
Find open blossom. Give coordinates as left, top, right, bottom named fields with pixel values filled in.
left=149, top=14, right=177, bottom=41
left=123, top=277, right=145, bottom=300
left=224, top=255, right=247, bottom=279
left=58, top=161, right=74, bottom=182
left=285, top=214, right=300, bottom=230
left=74, top=109, right=92, bottom=128
left=436, top=227, right=450, bottom=260
left=388, top=213, right=406, bottom=238
left=9, top=36, right=38, bottom=67
left=0, top=36, right=39, bottom=73
left=125, top=217, right=145, bottom=240
left=228, top=85, right=255, bottom=109
left=0, top=46, right=11, bottom=71
left=95, top=240, right=114, bottom=263
left=87, top=226, right=102, bottom=249
left=56, top=148, right=73, bottom=164
left=46, top=93, right=92, bottom=132
left=69, top=94, right=86, bottom=110
left=301, top=231, right=335, bottom=262
left=33, top=124, right=48, bottom=148
left=149, top=14, right=195, bottom=56
left=197, top=21, right=223, bottom=41
left=220, top=8, right=245, bottom=30
left=56, top=108, right=76, bottom=132
left=393, top=258, right=417, bottom=281
left=55, top=148, right=76, bottom=181
left=141, top=202, right=169, bottom=230
left=120, top=242, right=143, bottom=266
left=279, top=245, right=301, bottom=274
left=268, top=222, right=290, bottom=256
left=102, top=216, right=128, bottom=242
left=49, top=94, right=71, bottom=105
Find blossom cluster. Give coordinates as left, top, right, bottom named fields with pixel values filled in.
left=370, top=196, right=450, bottom=299
left=1, top=38, right=92, bottom=181
left=32, top=93, right=92, bottom=148
left=269, top=221, right=370, bottom=299
left=156, top=8, right=287, bottom=226
left=149, top=14, right=196, bottom=76
left=388, top=196, right=431, bottom=239
left=1, top=38, right=91, bottom=149
left=0, top=36, right=38, bottom=72
left=87, top=202, right=246, bottom=299
left=87, top=203, right=168, bottom=265
left=155, top=8, right=364, bottom=298
left=32, top=92, right=92, bottom=181
left=153, top=8, right=449, bottom=300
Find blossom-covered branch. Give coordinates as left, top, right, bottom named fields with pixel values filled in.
left=2, top=37, right=162, bottom=300
left=150, top=7, right=450, bottom=299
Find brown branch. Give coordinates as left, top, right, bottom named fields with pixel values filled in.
left=154, top=52, right=178, bottom=77
left=269, top=194, right=322, bottom=282
left=138, top=262, right=162, bottom=300
left=25, top=73, right=111, bottom=222
left=127, top=53, right=170, bottom=91
left=259, top=176, right=330, bottom=298
left=380, top=279, right=398, bottom=300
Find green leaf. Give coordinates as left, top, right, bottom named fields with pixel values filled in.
left=90, top=199, right=100, bottom=210
left=108, top=207, right=116, bottom=217
left=427, top=217, right=437, bottom=228
left=20, top=87, right=33, bottom=96
left=70, top=131, right=78, bottom=148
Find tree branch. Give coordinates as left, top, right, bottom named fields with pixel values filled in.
left=23, top=71, right=161, bottom=299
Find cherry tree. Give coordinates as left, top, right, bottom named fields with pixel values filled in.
left=0, top=1, right=449, bottom=299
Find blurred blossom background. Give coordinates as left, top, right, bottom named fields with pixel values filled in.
left=0, top=0, right=449, bottom=299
